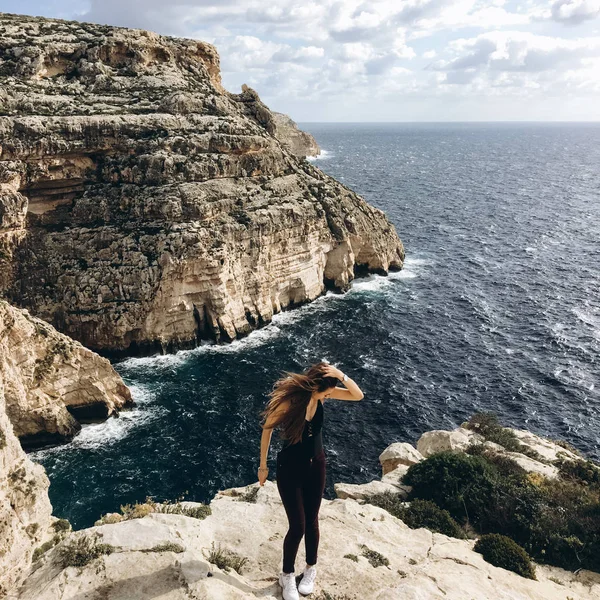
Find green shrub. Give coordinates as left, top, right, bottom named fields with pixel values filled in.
left=361, top=490, right=405, bottom=517
left=204, top=541, right=248, bottom=574
left=59, top=533, right=114, bottom=568
left=32, top=535, right=61, bottom=561
left=403, top=451, right=498, bottom=527
left=52, top=518, right=71, bottom=533
left=362, top=491, right=464, bottom=538
left=398, top=499, right=466, bottom=539
left=466, top=444, right=527, bottom=478
left=344, top=553, right=358, bottom=562
left=474, top=533, right=536, bottom=580
left=359, top=544, right=389, bottom=568
left=466, top=412, right=522, bottom=451
left=556, top=458, right=600, bottom=489
left=141, top=542, right=185, bottom=553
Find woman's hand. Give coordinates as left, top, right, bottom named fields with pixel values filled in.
left=258, top=466, right=268, bottom=485
left=323, top=363, right=344, bottom=380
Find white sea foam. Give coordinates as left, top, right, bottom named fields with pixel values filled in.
left=115, top=257, right=429, bottom=373
left=347, top=257, right=430, bottom=294
left=307, top=149, right=333, bottom=162
left=29, top=384, right=163, bottom=459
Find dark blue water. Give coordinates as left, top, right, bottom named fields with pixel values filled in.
left=31, top=123, right=600, bottom=530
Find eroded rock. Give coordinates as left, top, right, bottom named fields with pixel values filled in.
left=0, top=14, right=404, bottom=356
left=0, top=300, right=132, bottom=447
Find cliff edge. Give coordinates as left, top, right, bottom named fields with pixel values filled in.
left=0, top=300, right=132, bottom=448
left=12, top=422, right=600, bottom=600
left=0, top=13, right=404, bottom=356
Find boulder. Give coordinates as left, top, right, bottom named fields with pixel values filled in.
left=379, top=442, right=424, bottom=474
left=417, top=427, right=484, bottom=457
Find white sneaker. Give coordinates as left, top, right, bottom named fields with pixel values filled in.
left=279, top=571, right=299, bottom=600
left=297, top=564, right=317, bottom=595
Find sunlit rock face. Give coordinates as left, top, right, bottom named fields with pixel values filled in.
left=0, top=300, right=132, bottom=448
left=0, top=13, right=404, bottom=356
left=0, top=365, right=53, bottom=596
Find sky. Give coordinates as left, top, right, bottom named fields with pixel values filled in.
left=2, top=0, right=600, bottom=121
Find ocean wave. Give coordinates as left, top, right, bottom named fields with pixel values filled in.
left=115, top=257, right=429, bottom=372
left=307, top=149, right=333, bottom=162
left=29, top=384, right=163, bottom=458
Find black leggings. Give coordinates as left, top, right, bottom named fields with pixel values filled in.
left=276, top=448, right=326, bottom=574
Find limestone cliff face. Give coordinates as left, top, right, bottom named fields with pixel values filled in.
left=272, top=111, right=321, bottom=157
left=0, top=13, right=404, bottom=356
left=0, top=300, right=132, bottom=448
left=0, top=367, right=53, bottom=596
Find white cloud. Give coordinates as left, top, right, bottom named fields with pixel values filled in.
left=14, top=0, right=600, bottom=120
left=550, top=0, right=600, bottom=24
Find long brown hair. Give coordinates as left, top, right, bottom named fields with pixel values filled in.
left=260, top=362, right=338, bottom=445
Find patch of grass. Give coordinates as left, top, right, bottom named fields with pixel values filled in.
left=398, top=499, right=466, bottom=539
left=32, top=535, right=62, bottom=561
left=141, top=542, right=185, bottom=553
left=550, top=439, right=582, bottom=457
left=359, top=544, right=389, bottom=568
left=474, top=533, right=536, bottom=580
left=59, top=533, right=115, bottom=568
left=343, top=553, right=358, bottom=562
left=236, top=485, right=259, bottom=503
left=555, top=458, right=600, bottom=490
left=52, top=518, right=71, bottom=533
left=362, top=491, right=465, bottom=539
left=0, top=429, right=6, bottom=450
left=466, top=412, right=522, bottom=452
left=158, top=502, right=212, bottom=519
left=26, top=522, right=40, bottom=537
left=314, top=593, right=356, bottom=600
left=97, top=496, right=211, bottom=524
left=465, top=412, right=544, bottom=461
left=204, top=541, right=248, bottom=574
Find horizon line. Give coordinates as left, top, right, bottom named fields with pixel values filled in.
left=295, top=120, right=600, bottom=124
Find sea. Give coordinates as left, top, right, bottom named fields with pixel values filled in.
left=30, top=123, right=600, bottom=530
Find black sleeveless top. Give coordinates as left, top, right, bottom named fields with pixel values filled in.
left=279, top=399, right=324, bottom=460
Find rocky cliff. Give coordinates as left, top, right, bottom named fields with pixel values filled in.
left=271, top=111, right=321, bottom=158
left=0, top=13, right=404, bottom=356
left=0, top=300, right=132, bottom=448
left=0, top=366, right=54, bottom=597
left=12, top=423, right=600, bottom=600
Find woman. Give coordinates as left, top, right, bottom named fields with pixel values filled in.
left=258, top=362, right=364, bottom=600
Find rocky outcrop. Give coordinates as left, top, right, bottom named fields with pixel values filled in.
left=272, top=112, right=320, bottom=158
left=2, top=399, right=598, bottom=599
left=15, top=482, right=600, bottom=600
left=0, top=363, right=53, bottom=596
left=0, top=300, right=132, bottom=448
left=0, top=13, right=404, bottom=356
left=417, top=427, right=484, bottom=457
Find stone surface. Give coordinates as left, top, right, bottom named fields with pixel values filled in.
left=0, top=13, right=404, bottom=356
left=0, top=299, right=132, bottom=447
left=0, top=362, right=53, bottom=596
left=379, top=441, right=424, bottom=474
left=271, top=111, right=320, bottom=157
left=381, top=463, right=411, bottom=485
left=15, top=482, right=600, bottom=600
left=511, top=428, right=582, bottom=463
left=416, top=427, right=484, bottom=457
left=334, top=479, right=411, bottom=500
